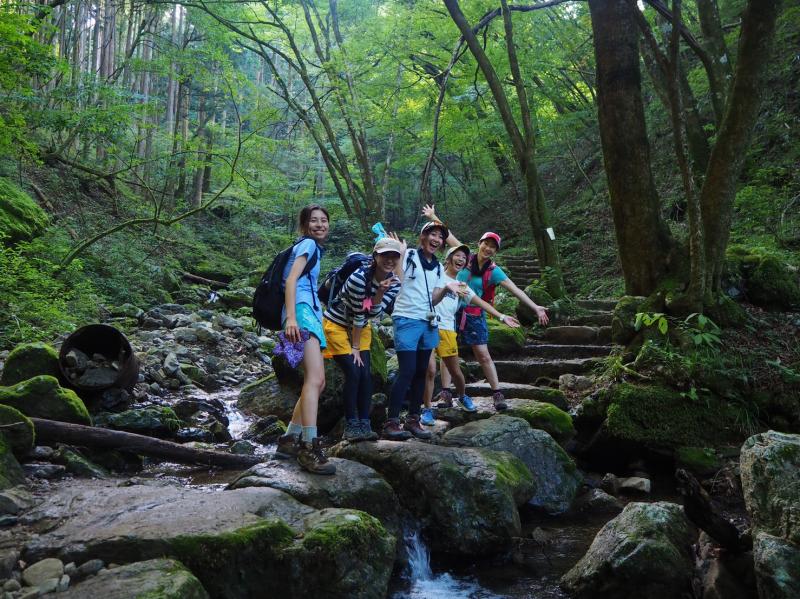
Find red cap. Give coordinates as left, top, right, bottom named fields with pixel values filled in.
left=479, top=232, right=501, bottom=248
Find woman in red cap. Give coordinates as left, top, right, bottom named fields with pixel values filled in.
left=423, top=205, right=549, bottom=411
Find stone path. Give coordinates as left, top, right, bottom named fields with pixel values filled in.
left=498, top=255, right=541, bottom=288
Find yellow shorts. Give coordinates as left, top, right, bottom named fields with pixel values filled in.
left=435, top=329, right=459, bottom=358
left=322, top=318, right=373, bottom=358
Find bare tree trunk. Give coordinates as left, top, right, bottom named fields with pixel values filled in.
left=696, top=0, right=732, bottom=106
left=165, top=5, right=179, bottom=132
left=589, top=0, right=675, bottom=295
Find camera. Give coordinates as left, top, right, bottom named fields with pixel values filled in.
left=426, top=311, right=441, bottom=328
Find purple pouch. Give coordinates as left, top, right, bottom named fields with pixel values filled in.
left=273, top=330, right=310, bottom=368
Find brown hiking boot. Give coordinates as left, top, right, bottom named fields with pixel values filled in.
left=403, top=415, right=433, bottom=440
left=435, top=389, right=454, bottom=409
left=492, top=391, right=508, bottom=412
left=382, top=418, right=412, bottom=441
left=274, top=433, right=300, bottom=459
left=297, top=438, right=336, bottom=475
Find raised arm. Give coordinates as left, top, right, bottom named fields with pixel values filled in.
left=422, top=204, right=462, bottom=248
left=499, top=278, right=549, bottom=325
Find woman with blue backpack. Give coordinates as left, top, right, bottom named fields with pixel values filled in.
left=321, top=235, right=406, bottom=442
left=274, top=204, right=336, bottom=475
left=423, top=205, right=549, bottom=412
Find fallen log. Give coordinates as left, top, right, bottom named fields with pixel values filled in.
left=31, top=418, right=263, bottom=469
left=181, top=271, right=230, bottom=289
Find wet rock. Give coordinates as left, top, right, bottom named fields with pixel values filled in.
left=23, top=463, right=67, bottom=480
left=22, top=481, right=394, bottom=599
left=561, top=502, right=696, bottom=599
left=0, top=342, right=61, bottom=386
left=58, top=558, right=208, bottom=598
left=753, top=532, right=800, bottom=599
left=230, top=458, right=400, bottom=537
left=572, top=488, right=623, bottom=515
left=442, top=415, right=582, bottom=514
left=242, top=416, right=285, bottom=445
left=330, top=439, right=534, bottom=555
left=175, top=427, right=213, bottom=443
left=22, top=558, right=64, bottom=587
left=53, top=447, right=110, bottom=479
left=0, top=375, right=91, bottom=425
left=0, top=485, right=34, bottom=515
left=229, top=440, right=256, bottom=455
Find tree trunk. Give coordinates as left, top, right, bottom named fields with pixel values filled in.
left=589, top=0, right=674, bottom=295
left=700, top=0, right=782, bottom=298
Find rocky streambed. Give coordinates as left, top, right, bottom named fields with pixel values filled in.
left=0, top=297, right=797, bottom=598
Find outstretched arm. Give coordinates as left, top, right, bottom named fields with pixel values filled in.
left=469, top=294, right=520, bottom=328
left=499, top=279, right=549, bottom=325
left=422, top=204, right=462, bottom=248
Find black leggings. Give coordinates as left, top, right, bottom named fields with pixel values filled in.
left=333, top=351, right=373, bottom=421
left=388, top=349, right=433, bottom=419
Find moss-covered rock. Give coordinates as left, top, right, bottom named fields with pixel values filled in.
left=611, top=296, right=646, bottom=345
left=94, top=407, right=182, bottom=438
left=0, top=342, right=61, bottom=386
left=487, top=317, right=525, bottom=355
left=0, top=177, right=48, bottom=245
left=505, top=400, right=575, bottom=443
left=0, top=375, right=91, bottom=425
left=726, top=246, right=800, bottom=311
left=0, top=435, right=25, bottom=490
left=0, top=404, right=34, bottom=456
left=675, top=446, right=721, bottom=474
left=53, top=447, right=110, bottom=479
left=369, top=326, right=388, bottom=387
left=605, top=383, right=741, bottom=450
left=516, top=283, right=554, bottom=326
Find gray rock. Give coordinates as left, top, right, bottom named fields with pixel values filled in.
left=741, top=431, right=800, bottom=545
left=560, top=502, right=696, bottom=599
left=0, top=486, right=34, bottom=515
left=22, top=558, right=64, bottom=587
left=163, top=352, right=181, bottom=376
left=22, top=480, right=394, bottom=599
left=213, top=313, right=241, bottom=330
left=442, top=415, right=582, bottom=514
left=2, top=579, right=20, bottom=592
left=753, top=532, right=800, bottom=599
left=22, top=464, right=66, bottom=480
left=58, top=559, right=207, bottom=599
left=228, top=440, right=256, bottom=455
left=0, top=549, right=18, bottom=580
left=229, top=458, right=400, bottom=537
left=56, top=575, right=69, bottom=593
left=74, top=559, right=104, bottom=580
left=173, top=328, right=198, bottom=344
left=572, top=488, right=624, bottom=515
left=619, top=476, right=651, bottom=494
left=330, top=439, right=534, bottom=555
left=37, top=577, right=59, bottom=593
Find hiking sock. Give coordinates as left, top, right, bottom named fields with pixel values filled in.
left=302, top=426, right=318, bottom=443
left=286, top=422, right=303, bottom=437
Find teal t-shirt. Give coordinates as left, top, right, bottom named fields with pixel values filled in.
left=457, top=263, right=508, bottom=298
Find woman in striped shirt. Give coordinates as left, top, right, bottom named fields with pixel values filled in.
left=322, top=236, right=405, bottom=441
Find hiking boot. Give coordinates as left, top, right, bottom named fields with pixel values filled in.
left=420, top=408, right=436, bottom=426
left=357, top=419, right=379, bottom=442
left=342, top=419, right=362, bottom=441
left=297, top=438, right=336, bottom=475
left=457, top=394, right=477, bottom=412
left=382, top=418, right=412, bottom=441
left=274, top=433, right=300, bottom=459
left=435, top=389, right=454, bottom=409
left=492, top=391, right=508, bottom=412
left=403, top=415, right=433, bottom=440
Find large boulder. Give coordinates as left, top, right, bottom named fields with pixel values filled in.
left=94, top=407, right=183, bottom=438
left=516, top=283, right=554, bottom=326
left=330, top=440, right=534, bottom=555
left=741, top=431, right=800, bottom=545
left=22, top=481, right=395, bottom=599
left=487, top=318, right=525, bottom=355
left=726, top=246, right=800, bottom=311
left=442, top=415, right=581, bottom=514
left=238, top=373, right=299, bottom=423
left=59, top=558, right=208, bottom=599
left=229, top=458, right=400, bottom=537
left=0, top=177, right=48, bottom=245
left=753, top=532, right=800, bottom=599
left=0, top=375, right=91, bottom=425
left=0, top=404, right=34, bottom=456
left=0, top=342, right=61, bottom=386
left=504, top=399, right=575, bottom=443
left=560, top=502, right=696, bottom=599
left=0, top=435, right=25, bottom=490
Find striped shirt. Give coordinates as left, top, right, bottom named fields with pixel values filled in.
left=323, top=266, right=401, bottom=328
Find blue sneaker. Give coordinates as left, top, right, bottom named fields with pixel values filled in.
left=420, top=408, right=436, bottom=426
left=457, top=395, right=477, bottom=412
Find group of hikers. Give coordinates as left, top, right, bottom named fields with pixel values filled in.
left=266, top=203, right=550, bottom=475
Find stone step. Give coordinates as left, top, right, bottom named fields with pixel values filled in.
left=507, top=270, right=542, bottom=279
left=575, top=299, right=618, bottom=311
left=520, top=343, right=612, bottom=359
left=563, top=312, right=614, bottom=327
left=464, top=381, right=567, bottom=408
left=536, top=326, right=612, bottom=345
left=502, top=257, right=540, bottom=265
left=468, top=357, right=598, bottom=384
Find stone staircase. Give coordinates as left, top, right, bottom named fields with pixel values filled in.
left=461, top=299, right=618, bottom=412
left=499, top=255, right=542, bottom=288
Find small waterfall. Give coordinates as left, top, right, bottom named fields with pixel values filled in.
left=404, top=529, right=432, bottom=581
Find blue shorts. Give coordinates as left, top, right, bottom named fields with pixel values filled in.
left=284, top=302, right=326, bottom=349
left=460, top=313, right=488, bottom=346
left=393, top=316, right=440, bottom=352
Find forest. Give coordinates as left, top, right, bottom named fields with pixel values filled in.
left=0, top=0, right=799, bottom=598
